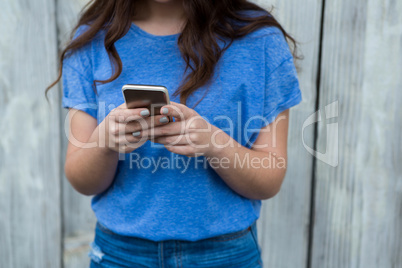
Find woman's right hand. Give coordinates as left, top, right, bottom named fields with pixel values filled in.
left=99, top=103, right=170, bottom=153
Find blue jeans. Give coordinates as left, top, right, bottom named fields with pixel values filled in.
left=89, top=220, right=263, bottom=267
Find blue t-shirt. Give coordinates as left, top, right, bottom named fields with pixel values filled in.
left=62, top=14, right=302, bottom=242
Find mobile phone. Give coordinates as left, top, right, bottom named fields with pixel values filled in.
left=122, top=84, right=173, bottom=122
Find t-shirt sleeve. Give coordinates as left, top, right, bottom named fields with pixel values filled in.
left=61, top=25, right=98, bottom=120
left=262, top=30, right=302, bottom=127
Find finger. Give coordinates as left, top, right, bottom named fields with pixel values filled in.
left=152, top=134, right=190, bottom=145
left=164, top=144, right=195, bottom=157
left=110, top=114, right=170, bottom=135
left=160, top=101, right=195, bottom=121
left=110, top=106, right=151, bottom=123
left=121, top=114, right=171, bottom=134
left=117, top=132, right=148, bottom=145
left=140, top=121, right=186, bottom=137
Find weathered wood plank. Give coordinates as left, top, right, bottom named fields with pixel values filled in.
left=56, top=0, right=96, bottom=267
left=0, top=0, right=61, bottom=267
left=251, top=0, right=322, bottom=267
left=312, top=0, right=402, bottom=267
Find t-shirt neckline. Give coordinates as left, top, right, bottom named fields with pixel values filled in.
left=129, top=22, right=180, bottom=41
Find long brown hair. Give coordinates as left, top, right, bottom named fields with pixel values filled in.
left=45, top=0, right=299, bottom=106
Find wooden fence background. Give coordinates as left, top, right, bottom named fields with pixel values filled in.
left=0, top=0, right=401, bottom=267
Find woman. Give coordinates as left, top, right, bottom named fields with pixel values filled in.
left=46, top=0, right=302, bottom=267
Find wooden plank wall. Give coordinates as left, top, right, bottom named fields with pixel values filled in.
left=1, top=0, right=401, bottom=267
left=312, top=0, right=402, bottom=267
left=56, top=1, right=97, bottom=267
left=0, top=0, right=61, bottom=267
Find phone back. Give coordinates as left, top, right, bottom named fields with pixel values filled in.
left=122, top=84, right=172, bottom=121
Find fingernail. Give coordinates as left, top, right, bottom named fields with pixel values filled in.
left=161, top=107, right=168, bottom=114
left=140, top=110, right=150, bottom=116
left=159, top=117, right=168, bottom=123
left=132, top=131, right=141, bottom=137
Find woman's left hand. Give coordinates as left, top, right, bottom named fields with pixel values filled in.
left=139, top=101, right=224, bottom=157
